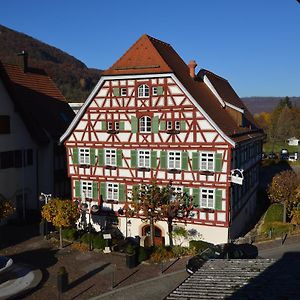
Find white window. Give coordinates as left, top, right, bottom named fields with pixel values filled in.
left=81, top=181, right=92, bottom=199
left=152, top=86, right=158, bottom=96
left=167, top=121, right=172, bottom=130
left=200, top=188, right=214, bottom=209
left=138, top=150, right=151, bottom=168
left=140, top=116, right=151, bottom=133
left=115, top=122, right=120, bottom=131
left=105, top=149, right=116, bottom=166
left=121, top=88, right=127, bottom=96
left=171, top=186, right=183, bottom=201
left=79, top=148, right=90, bottom=165
left=200, top=152, right=214, bottom=171
left=107, top=122, right=113, bottom=131
left=107, top=183, right=119, bottom=201
left=168, top=151, right=181, bottom=169
left=175, top=121, right=180, bottom=131
left=138, top=84, right=150, bottom=98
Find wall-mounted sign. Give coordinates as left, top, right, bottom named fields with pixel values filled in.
left=230, top=169, right=244, bottom=185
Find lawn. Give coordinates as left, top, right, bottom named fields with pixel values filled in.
left=263, top=142, right=298, bottom=154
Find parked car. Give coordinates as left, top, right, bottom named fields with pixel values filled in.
left=280, top=149, right=289, bottom=160
left=288, top=152, right=298, bottom=162
left=268, top=152, right=277, bottom=159
left=186, top=243, right=258, bottom=274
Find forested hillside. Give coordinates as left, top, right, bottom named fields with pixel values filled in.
left=0, top=24, right=102, bottom=102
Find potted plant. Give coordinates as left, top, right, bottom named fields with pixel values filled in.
left=125, top=244, right=136, bottom=268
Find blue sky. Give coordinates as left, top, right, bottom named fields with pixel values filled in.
left=0, top=0, right=299, bottom=97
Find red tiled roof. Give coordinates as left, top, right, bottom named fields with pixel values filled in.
left=104, top=34, right=262, bottom=142
left=0, top=62, right=75, bottom=144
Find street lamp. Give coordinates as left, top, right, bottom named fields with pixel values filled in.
left=39, top=192, right=52, bottom=238
left=78, top=195, right=99, bottom=251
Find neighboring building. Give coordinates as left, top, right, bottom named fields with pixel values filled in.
left=0, top=55, right=75, bottom=220
left=68, top=102, right=84, bottom=114
left=60, top=35, right=264, bottom=245
left=287, top=137, right=299, bottom=146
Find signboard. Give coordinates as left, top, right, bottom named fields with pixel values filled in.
left=230, top=169, right=244, bottom=185
left=103, top=234, right=112, bottom=240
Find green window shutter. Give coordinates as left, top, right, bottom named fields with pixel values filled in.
left=92, top=181, right=98, bottom=199
left=181, top=152, right=188, bottom=170
left=151, top=151, right=157, bottom=168
left=98, top=149, right=105, bottom=166
left=100, top=182, right=106, bottom=200
left=131, top=150, right=137, bottom=168
left=90, top=148, right=96, bottom=165
left=119, top=184, right=125, bottom=202
left=215, top=153, right=222, bottom=172
left=72, top=148, right=78, bottom=164
left=183, top=187, right=190, bottom=206
left=117, top=150, right=123, bottom=167
left=215, top=189, right=222, bottom=210
left=180, top=120, right=186, bottom=131
left=160, top=151, right=167, bottom=169
left=192, top=152, right=199, bottom=171
left=157, top=86, right=164, bottom=95
left=192, top=188, right=200, bottom=207
left=131, top=116, right=138, bottom=133
left=119, top=121, right=125, bottom=130
left=152, top=116, right=159, bottom=133
left=159, top=120, right=166, bottom=131
left=101, top=121, right=107, bottom=131
left=113, top=87, right=120, bottom=96
left=132, top=185, right=139, bottom=202
left=75, top=180, right=80, bottom=197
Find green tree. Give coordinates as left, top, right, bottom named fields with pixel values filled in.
left=129, top=182, right=192, bottom=246
left=267, top=170, right=300, bottom=222
left=41, top=198, right=79, bottom=248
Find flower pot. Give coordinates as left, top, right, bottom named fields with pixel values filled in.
left=126, top=253, right=137, bottom=268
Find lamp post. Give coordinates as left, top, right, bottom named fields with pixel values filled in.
left=39, top=192, right=52, bottom=238
left=78, top=195, right=99, bottom=251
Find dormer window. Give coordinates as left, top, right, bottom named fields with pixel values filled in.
left=138, top=84, right=149, bottom=98
left=139, top=116, right=151, bottom=133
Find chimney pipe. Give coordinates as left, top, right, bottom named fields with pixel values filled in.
left=188, top=60, right=197, bottom=79
left=17, top=51, right=28, bottom=73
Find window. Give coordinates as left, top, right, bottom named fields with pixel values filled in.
left=14, top=150, right=23, bottom=168
left=0, top=115, right=10, bottom=134
left=121, top=88, right=127, bottom=96
left=152, top=86, right=158, bottom=96
left=27, top=149, right=33, bottom=165
left=79, top=148, right=90, bottom=165
left=175, top=121, right=180, bottom=131
left=167, top=121, right=172, bottom=130
left=138, top=150, right=151, bottom=168
left=200, top=188, right=214, bottom=209
left=138, top=84, right=150, bottom=98
left=107, top=122, right=113, bottom=131
left=107, top=183, right=119, bottom=200
left=105, top=149, right=116, bottom=166
left=171, top=186, right=183, bottom=201
left=168, top=151, right=181, bottom=169
left=200, top=152, right=214, bottom=171
left=81, top=181, right=93, bottom=199
left=115, top=122, right=120, bottom=131
left=107, top=121, right=120, bottom=131
left=140, top=116, right=151, bottom=133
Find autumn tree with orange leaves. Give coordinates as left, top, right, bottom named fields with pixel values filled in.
left=42, top=198, right=79, bottom=248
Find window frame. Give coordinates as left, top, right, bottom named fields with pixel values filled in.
left=105, top=149, right=117, bottom=166
left=138, top=150, right=151, bottom=168
left=200, top=188, right=215, bottom=209
left=79, top=148, right=90, bottom=165
left=81, top=180, right=93, bottom=199
left=167, top=121, right=173, bottom=130
left=107, top=183, right=119, bottom=201
left=200, top=152, right=215, bottom=171
left=139, top=116, right=152, bottom=133
left=175, top=121, right=181, bottom=131
left=152, top=86, right=158, bottom=96
left=120, top=88, right=127, bottom=96
left=168, top=151, right=181, bottom=170
left=138, top=84, right=150, bottom=98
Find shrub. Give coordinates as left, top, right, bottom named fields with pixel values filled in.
left=138, top=246, right=149, bottom=263
left=71, top=242, right=89, bottom=252
left=149, top=246, right=173, bottom=263
left=61, top=228, right=78, bottom=241
left=92, top=235, right=106, bottom=250
left=171, top=246, right=190, bottom=258
left=189, top=240, right=212, bottom=253
left=264, top=203, right=284, bottom=222
left=126, top=243, right=135, bottom=255
left=80, top=232, right=94, bottom=245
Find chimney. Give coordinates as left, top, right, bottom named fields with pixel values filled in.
left=188, top=60, right=197, bottom=79
left=17, top=51, right=28, bottom=73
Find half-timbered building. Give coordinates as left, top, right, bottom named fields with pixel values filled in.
left=60, top=35, right=264, bottom=245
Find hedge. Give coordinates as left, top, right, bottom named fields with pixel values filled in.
left=264, top=203, right=284, bottom=223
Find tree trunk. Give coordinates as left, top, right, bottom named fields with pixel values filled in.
left=283, top=202, right=287, bottom=223
left=150, top=216, right=155, bottom=247
left=59, top=227, right=63, bottom=249
left=168, top=217, right=173, bottom=246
